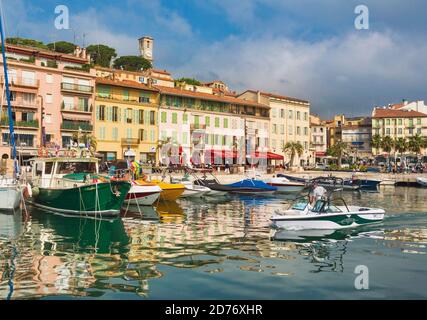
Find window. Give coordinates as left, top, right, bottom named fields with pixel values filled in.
left=139, top=96, right=149, bottom=103
left=21, top=112, right=35, bottom=122
left=398, top=128, right=402, bottom=135
left=98, top=105, right=105, bottom=121
left=304, top=112, right=308, bottom=121
left=139, top=110, right=144, bottom=124
left=45, top=162, right=54, bottom=174
left=223, top=118, right=228, bottom=128
left=161, top=112, right=167, bottom=123
left=417, top=128, right=422, bottom=135
left=304, top=127, right=308, bottom=135
left=99, top=126, right=106, bottom=140
left=112, top=106, right=118, bottom=122
left=272, top=124, right=277, bottom=134
left=409, top=128, right=414, bottom=135
left=126, top=128, right=132, bottom=139
left=280, top=125, right=284, bottom=134
left=409, top=118, right=414, bottom=126
left=386, top=128, right=390, bottom=135
left=112, top=127, right=118, bottom=140
left=215, top=117, right=220, bottom=128
left=417, top=118, right=421, bottom=125
left=150, top=129, right=155, bottom=142
left=139, top=129, right=145, bottom=141
left=386, top=119, right=390, bottom=125
left=126, top=109, right=132, bottom=123
left=46, top=74, right=53, bottom=84
left=205, top=116, right=210, bottom=127
left=150, top=111, right=155, bottom=125
left=272, top=109, right=277, bottom=117
left=280, top=109, right=285, bottom=118
left=78, top=97, right=89, bottom=111
left=123, top=90, right=129, bottom=101
left=194, top=115, right=200, bottom=127
left=398, top=119, right=402, bottom=125
left=296, top=126, right=301, bottom=135
left=288, top=110, right=293, bottom=119
left=183, top=113, right=188, bottom=124
left=289, top=125, right=293, bottom=135
left=182, top=132, right=188, bottom=144
left=46, top=94, right=53, bottom=104
left=172, top=113, right=178, bottom=124
left=297, top=111, right=300, bottom=120
left=138, top=77, right=145, bottom=83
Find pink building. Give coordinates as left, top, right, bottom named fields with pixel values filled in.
left=0, top=43, right=95, bottom=162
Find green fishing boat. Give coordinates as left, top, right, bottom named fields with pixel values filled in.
left=28, top=156, right=130, bottom=217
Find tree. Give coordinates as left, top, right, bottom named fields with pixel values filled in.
left=326, top=141, right=348, bottom=168
left=86, top=44, right=117, bottom=67
left=381, top=136, right=394, bottom=163
left=408, top=134, right=423, bottom=158
left=72, top=132, right=97, bottom=154
left=113, top=55, right=152, bottom=71
left=47, top=41, right=76, bottom=54
left=175, top=77, right=202, bottom=86
left=282, top=142, right=303, bottom=167
left=6, top=37, right=48, bottom=49
left=371, top=134, right=382, bottom=156
left=394, top=137, right=407, bottom=159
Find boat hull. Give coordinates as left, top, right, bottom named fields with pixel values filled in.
left=29, top=181, right=131, bottom=217
left=124, top=185, right=161, bottom=206
left=271, top=211, right=384, bottom=230
left=416, top=177, right=427, bottom=187
left=0, top=187, right=21, bottom=211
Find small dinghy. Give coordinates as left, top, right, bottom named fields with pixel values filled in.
left=416, top=177, right=427, bottom=187
left=266, top=176, right=306, bottom=193
left=271, top=194, right=385, bottom=230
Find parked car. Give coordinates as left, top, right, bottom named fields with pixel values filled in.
left=315, top=163, right=329, bottom=170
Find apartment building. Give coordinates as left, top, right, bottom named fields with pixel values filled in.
left=310, top=114, right=327, bottom=162
left=341, top=116, right=372, bottom=158
left=239, top=90, right=311, bottom=166
left=0, top=43, right=95, bottom=161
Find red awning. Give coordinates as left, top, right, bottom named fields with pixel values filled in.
left=315, top=152, right=327, bottom=157
left=248, top=151, right=284, bottom=160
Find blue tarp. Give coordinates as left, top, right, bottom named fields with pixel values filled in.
left=226, top=179, right=277, bottom=191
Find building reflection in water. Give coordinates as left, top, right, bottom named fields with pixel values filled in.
left=1, top=190, right=427, bottom=299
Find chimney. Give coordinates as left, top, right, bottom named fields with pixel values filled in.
left=81, top=47, right=87, bottom=59
left=257, top=91, right=261, bottom=103
left=74, top=46, right=82, bottom=57
left=402, top=99, right=408, bottom=105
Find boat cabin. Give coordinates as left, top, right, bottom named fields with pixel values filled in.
left=30, top=157, right=99, bottom=189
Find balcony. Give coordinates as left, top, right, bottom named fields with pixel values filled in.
left=0, top=76, right=39, bottom=89
left=61, top=120, right=93, bottom=131
left=61, top=82, right=94, bottom=95
left=121, top=138, right=140, bottom=146
left=190, top=124, right=206, bottom=131
left=1, top=119, right=39, bottom=128
left=4, top=98, right=39, bottom=109
left=61, top=102, right=92, bottom=113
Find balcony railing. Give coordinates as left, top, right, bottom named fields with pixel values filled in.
left=0, top=76, right=39, bottom=88
left=96, top=94, right=152, bottom=105
left=121, top=138, right=140, bottom=146
left=4, top=98, right=39, bottom=109
left=190, top=124, right=207, bottom=131
left=1, top=119, right=39, bottom=128
left=61, top=102, right=92, bottom=113
left=61, top=82, right=94, bottom=94
left=61, top=120, right=93, bottom=131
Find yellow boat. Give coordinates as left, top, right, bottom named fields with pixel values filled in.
left=150, top=180, right=185, bottom=201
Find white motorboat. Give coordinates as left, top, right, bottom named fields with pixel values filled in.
left=181, top=183, right=211, bottom=198
left=0, top=178, right=22, bottom=211
left=124, top=180, right=162, bottom=206
left=416, top=177, right=427, bottom=187
left=266, top=176, right=306, bottom=193
left=271, top=195, right=385, bottom=230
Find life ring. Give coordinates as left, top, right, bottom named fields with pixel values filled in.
left=38, top=147, right=49, bottom=158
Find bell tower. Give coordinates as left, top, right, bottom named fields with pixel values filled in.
left=138, top=36, right=153, bottom=64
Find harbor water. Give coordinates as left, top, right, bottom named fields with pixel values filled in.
left=1, top=187, right=427, bottom=299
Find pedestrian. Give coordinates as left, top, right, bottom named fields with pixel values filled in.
left=225, top=160, right=230, bottom=174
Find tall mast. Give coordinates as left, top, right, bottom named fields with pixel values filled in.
left=0, top=10, right=19, bottom=178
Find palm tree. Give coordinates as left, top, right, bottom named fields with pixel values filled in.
left=72, top=131, right=97, bottom=154
left=326, top=141, right=348, bottom=168
left=371, top=134, right=382, bottom=156
left=282, top=142, right=303, bottom=167
left=381, top=136, right=394, bottom=163
left=394, top=137, right=407, bottom=165
left=408, top=134, right=423, bottom=159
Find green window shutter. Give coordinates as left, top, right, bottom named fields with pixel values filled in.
left=145, top=110, right=150, bottom=125
left=182, top=132, right=188, bottom=144
left=161, top=112, right=167, bottom=123
left=96, top=105, right=100, bottom=120
left=194, top=115, right=199, bottom=126
left=134, top=110, right=139, bottom=124
left=215, top=117, right=220, bottom=128
left=205, top=116, right=210, bottom=127
left=183, top=113, right=188, bottom=124
left=172, top=113, right=177, bottom=124
left=150, top=129, right=155, bottom=142
left=118, top=108, right=121, bottom=122
left=223, top=118, right=228, bottom=128
left=97, top=85, right=110, bottom=98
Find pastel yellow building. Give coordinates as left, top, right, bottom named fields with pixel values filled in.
left=94, top=78, right=159, bottom=162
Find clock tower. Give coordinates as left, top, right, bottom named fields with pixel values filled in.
left=138, top=36, right=153, bottom=64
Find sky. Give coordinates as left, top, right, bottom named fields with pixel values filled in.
left=2, top=0, right=427, bottom=118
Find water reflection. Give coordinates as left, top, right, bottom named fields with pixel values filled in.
left=0, top=187, right=426, bottom=299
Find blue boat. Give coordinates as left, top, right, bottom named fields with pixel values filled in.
left=225, top=179, right=277, bottom=195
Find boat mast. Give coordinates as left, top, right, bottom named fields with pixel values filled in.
left=0, top=9, right=19, bottom=179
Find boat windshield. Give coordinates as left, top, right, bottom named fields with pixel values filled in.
left=311, top=199, right=343, bottom=213
left=56, top=162, right=97, bottom=175
left=290, top=198, right=309, bottom=211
